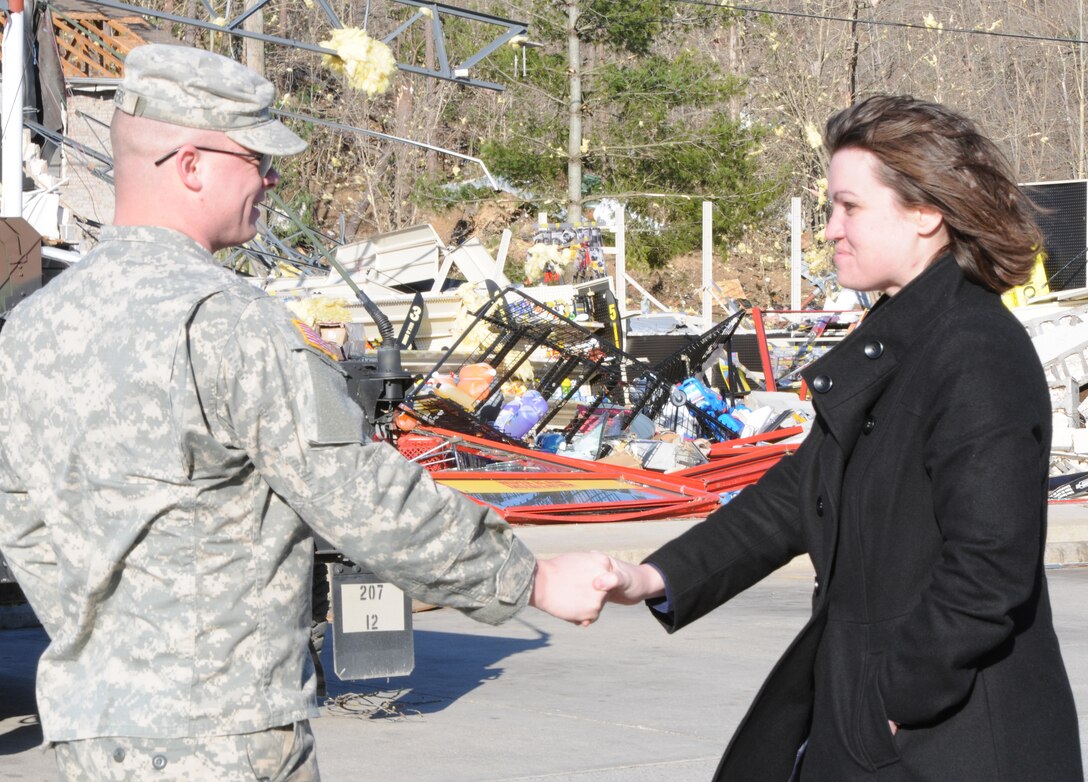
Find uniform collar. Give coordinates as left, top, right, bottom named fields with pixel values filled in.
left=800, top=253, right=966, bottom=450
left=98, top=225, right=214, bottom=262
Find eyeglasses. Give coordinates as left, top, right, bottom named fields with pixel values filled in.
left=153, top=146, right=274, bottom=177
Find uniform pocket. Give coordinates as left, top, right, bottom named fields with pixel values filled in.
left=856, top=651, right=901, bottom=770
left=245, top=721, right=320, bottom=782
left=296, top=351, right=364, bottom=446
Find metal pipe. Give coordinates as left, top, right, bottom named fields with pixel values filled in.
left=2, top=0, right=26, bottom=217
left=273, top=109, right=500, bottom=190
left=82, top=0, right=516, bottom=92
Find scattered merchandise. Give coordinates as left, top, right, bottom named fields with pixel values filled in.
left=374, top=284, right=817, bottom=521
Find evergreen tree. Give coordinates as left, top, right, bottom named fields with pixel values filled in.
left=459, top=0, right=785, bottom=267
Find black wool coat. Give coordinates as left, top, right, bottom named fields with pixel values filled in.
left=645, top=255, right=1083, bottom=782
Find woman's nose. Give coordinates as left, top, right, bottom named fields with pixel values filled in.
left=824, top=209, right=843, bottom=241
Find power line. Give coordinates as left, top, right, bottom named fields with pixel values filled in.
left=662, top=0, right=1088, bottom=47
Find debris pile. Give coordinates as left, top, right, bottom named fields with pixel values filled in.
left=382, top=284, right=815, bottom=522
left=268, top=222, right=853, bottom=523
left=1015, top=298, right=1088, bottom=500
left=277, top=238, right=1088, bottom=514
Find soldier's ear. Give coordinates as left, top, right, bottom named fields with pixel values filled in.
left=171, top=145, right=205, bottom=192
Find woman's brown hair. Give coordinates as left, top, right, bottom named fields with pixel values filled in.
left=824, top=94, right=1041, bottom=294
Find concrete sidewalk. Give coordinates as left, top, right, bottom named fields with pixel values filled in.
left=1040, top=501, right=1088, bottom=565
left=515, top=498, right=1088, bottom=567
left=315, top=568, right=1088, bottom=781
left=3, top=568, right=1085, bottom=781
left=2, top=504, right=1087, bottom=780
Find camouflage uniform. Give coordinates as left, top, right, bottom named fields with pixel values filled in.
left=53, top=723, right=317, bottom=781
left=0, top=43, right=535, bottom=780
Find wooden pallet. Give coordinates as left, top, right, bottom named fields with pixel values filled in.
left=50, top=12, right=149, bottom=78
left=0, top=10, right=150, bottom=79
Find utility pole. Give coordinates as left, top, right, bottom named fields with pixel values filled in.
left=567, top=0, right=582, bottom=221
left=1079, top=0, right=1085, bottom=178
left=244, top=0, right=265, bottom=76
left=847, top=0, right=860, bottom=104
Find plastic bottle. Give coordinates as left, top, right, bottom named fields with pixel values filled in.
left=680, top=377, right=726, bottom=417
left=436, top=382, right=478, bottom=411
left=496, top=390, right=549, bottom=438
left=536, top=432, right=566, bottom=453
left=494, top=396, right=522, bottom=434
left=715, top=410, right=745, bottom=437
left=457, top=363, right=497, bottom=401
left=522, top=390, right=549, bottom=417
left=716, top=401, right=752, bottom=437
left=393, top=410, right=419, bottom=432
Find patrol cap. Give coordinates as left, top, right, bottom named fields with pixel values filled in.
left=115, top=43, right=307, bottom=156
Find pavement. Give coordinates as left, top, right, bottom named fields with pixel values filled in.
left=2, top=505, right=1088, bottom=780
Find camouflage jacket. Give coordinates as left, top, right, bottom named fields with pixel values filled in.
left=0, top=226, right=534, bottom=741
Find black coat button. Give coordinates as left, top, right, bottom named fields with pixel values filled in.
left=864, top=341, right=884, bottom=359
left=863, top=415, right=876, bottom=434
left=811, top=375, right=833, bottom=393
left=816, top=497, right=825, bottom=516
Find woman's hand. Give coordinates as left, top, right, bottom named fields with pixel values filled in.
left=592, top=556, right=666, bottom=605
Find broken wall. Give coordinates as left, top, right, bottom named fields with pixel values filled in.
left=60, top=89, right=116, bottom=239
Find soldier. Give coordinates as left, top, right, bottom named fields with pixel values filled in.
left=0, top=43, right=607, bottom=780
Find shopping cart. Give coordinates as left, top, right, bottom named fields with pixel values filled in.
left=400, top=286, right=658, bottom=446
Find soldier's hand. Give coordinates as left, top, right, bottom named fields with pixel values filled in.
left=528, top=552, right=617, bottom=626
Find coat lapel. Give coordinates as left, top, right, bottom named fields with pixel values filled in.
left=799, top=254, right=965, bottom=576
left=801, top=253, right=965, bottom=455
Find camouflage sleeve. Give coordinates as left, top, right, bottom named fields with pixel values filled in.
left=209, top=296, right=535, bottom=625
left=0, top=388, right=64, bottom=638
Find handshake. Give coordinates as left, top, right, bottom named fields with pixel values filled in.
left=528, top=552, right=667, bottom=626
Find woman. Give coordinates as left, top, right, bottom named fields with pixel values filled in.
left=597, top=95, right=1083, bottom=780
